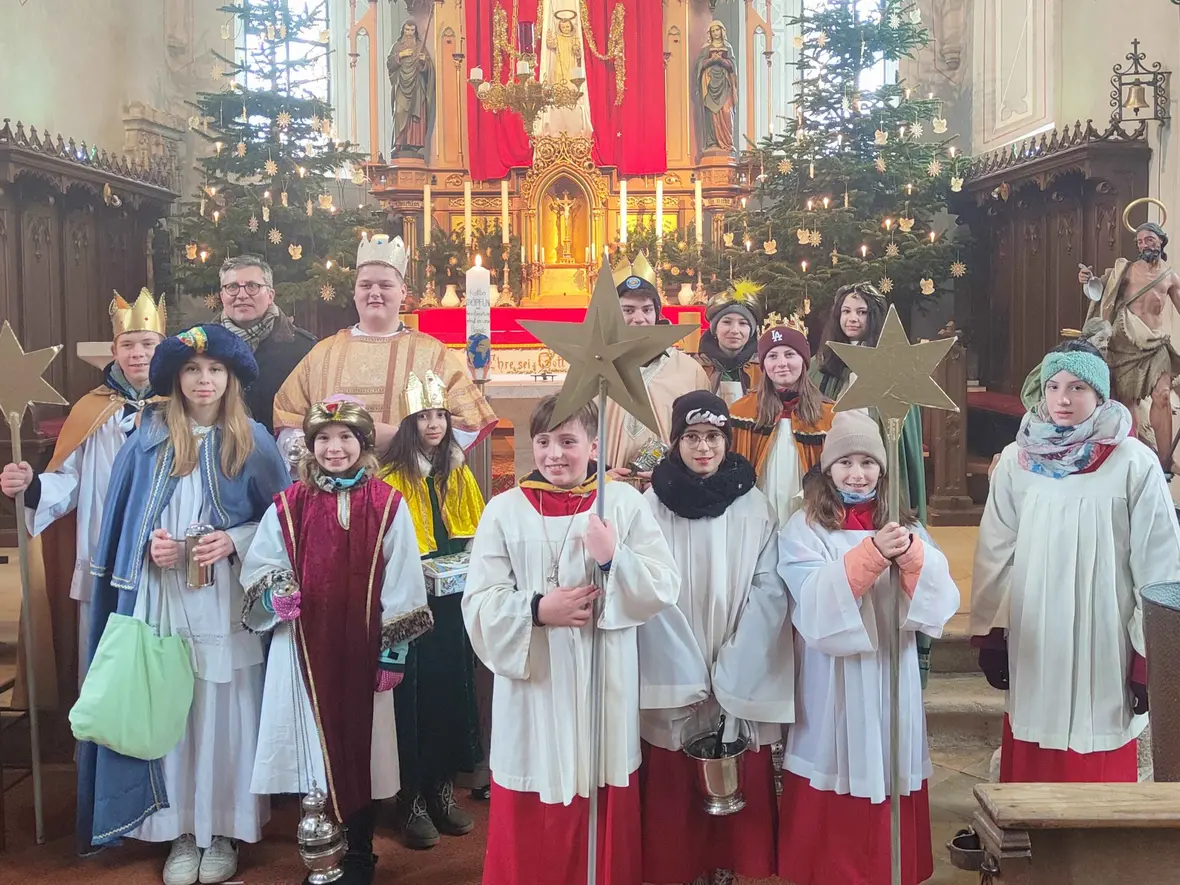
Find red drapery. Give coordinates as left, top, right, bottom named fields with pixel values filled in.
left=465, top=0, right=537, bottom=181
left=584, top=0, right=667, bottom=175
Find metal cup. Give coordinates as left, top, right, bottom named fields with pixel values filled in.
left=185, top=523, right=215, bottom=589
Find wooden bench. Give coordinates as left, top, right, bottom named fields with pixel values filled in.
left=971, top=783, right=1180, bottom=884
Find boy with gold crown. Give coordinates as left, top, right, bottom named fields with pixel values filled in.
left=273, top=233, right=496, bottom=466
left=1, top=289, right=165, bottom=700
left=380, top=370, right=486, bottom=849
left=604, top=252, right=709, bottom=484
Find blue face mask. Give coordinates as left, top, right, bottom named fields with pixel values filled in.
left=839, top=488, right=878, bottom=505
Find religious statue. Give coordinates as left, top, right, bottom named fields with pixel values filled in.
left=387, top=20, right=435, bottom=156
left=1079, top=199, right=1180, bottom=464
left=693, top=21, right=738, bottom=155
left=545, top=11, right=583, bottom=85
left=549, top=190, right=577, bottom=264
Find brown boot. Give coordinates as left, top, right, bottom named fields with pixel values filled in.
left=426, top=780, right=475, bottom=836
left=400, top=792, right=440, bottom=850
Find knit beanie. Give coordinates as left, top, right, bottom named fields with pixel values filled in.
left=707, top=300, right=759, bottom=337
left=821, top=410, right=887, bottom=472
left=670, top=390, right=732, bottom=446
left=757, top=325, right=811, bottom=367
left=1039, top=349, right=1110, bottom=402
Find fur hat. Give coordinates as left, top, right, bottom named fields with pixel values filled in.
left=757, top=325, right=811, bottom=367
left=670, top=390, right=732, bottom=446
left=821, top=410, right=887, bottom=472
left=149, top=324, right=258, bottom=396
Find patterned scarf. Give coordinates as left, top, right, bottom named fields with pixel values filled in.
left=1016, top=399, right=1132, bottom=478
left=217, top=302, right=282, bottom=351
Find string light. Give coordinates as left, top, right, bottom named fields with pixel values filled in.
left=822, top=196, right=830, bottom=209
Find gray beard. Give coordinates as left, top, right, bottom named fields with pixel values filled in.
left=1140, top=248, right=1163, bottom=264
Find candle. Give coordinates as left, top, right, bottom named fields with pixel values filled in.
left=860, top=244, right=867, bottom=258
left=929, top=230, right=937, bottom=243
left=695, top=178, right=703, bottom=245
left=464, top=180, right=473, bottom=246
left=500, top=179, right=510, bottom=244
left=470, top=65, right=484, bottom=83
left=822, top=196, right=830, bottom=209
left=521, top=243, right=526, bottom=265
left=801, top=260, right=808, bottom=273
left=465, top=255, right=492, bottom=356
left=516, top=59, right=532, bottom=77
left=655, top=178, right=664, bottom=243
left=423, top=181, right=432, bottom=245
left=619, top=180, right=628, bottom=244
left=533, top=242, right=539, bottom=263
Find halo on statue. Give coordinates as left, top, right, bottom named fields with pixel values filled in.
left=553, top=8, right=577, bottom=21
left=1123, top=197, right=1168, bottom=233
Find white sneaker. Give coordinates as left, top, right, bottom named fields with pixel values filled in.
left=198, top=836, right=239, bottom=884
left=162, top=834, right=201, bottom=885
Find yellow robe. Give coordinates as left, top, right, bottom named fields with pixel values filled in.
left=383, top=454, right=485, bottom=556
left=603, top=348, right=709, bottom=469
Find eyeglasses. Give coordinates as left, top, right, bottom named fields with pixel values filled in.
left=680, top=431, right=726, bottom=449
left=221, top=281, right=267, bottom=296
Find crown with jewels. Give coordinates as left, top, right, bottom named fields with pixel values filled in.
left=110, top=288, right=167, bottom=338
left=403, top=370, right=447, bottom=416
left=356, top=232, right=408, bottom=277
left=611, top=252, right=658, bottom=290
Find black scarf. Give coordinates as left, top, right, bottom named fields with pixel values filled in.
left=699, top=331, right=757, bottom=385
left=650, top=452, right=757, bottom=520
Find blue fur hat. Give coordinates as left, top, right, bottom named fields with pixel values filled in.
left=1039, top=349, right=1110, bottom=402
left=149, top=324, right=259, bottom=395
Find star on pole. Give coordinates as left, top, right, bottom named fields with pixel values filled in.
left=827, top=305, right=957, bottom=421
left=0, top=322, right=67, bottom=424
left=519, top=255, right=695, bottom=435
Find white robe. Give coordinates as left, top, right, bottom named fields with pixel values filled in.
left=242, top=499, right=426, bottom=800
left=25, top=414, right=127, bottom=678
left=758, top=419, right=804, bottom=526
left=126, top=465, right=268, bottom=848
left=971, top=439, right=1180, bottom=753
left=462, top=481, right=680, bottom=805
left=778, top=515, right=959, bottom=803
left=638, top=486, right=795, bottom=751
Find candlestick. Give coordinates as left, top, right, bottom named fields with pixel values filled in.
left=500, top=179, right=510, bottom=245
left=464, top=180, right=473, bottom=246
left=619, top=180, right=628, bottom=244
left=694, top=178, right=704, bottom=245
left=655, top=178, right=664, bottom=243
left=423, top=181, right=432, bottom=245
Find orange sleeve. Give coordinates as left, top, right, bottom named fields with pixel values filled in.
left=895, top=536, right=925, bottom=598
left=843, top=537, right=890, bottom=599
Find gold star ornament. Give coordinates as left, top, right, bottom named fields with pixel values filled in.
left=519, top=254, right=695, bottom=435
left=0, top=322, right=67, bottom=426
left=827, top=305, right=957, bottom=421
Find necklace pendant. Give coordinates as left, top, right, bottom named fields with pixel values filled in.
left=547, top=563, right=559, bottom=589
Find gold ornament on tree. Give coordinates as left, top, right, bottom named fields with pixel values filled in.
left=927, top=159, right=942, bottom=177
left=792, top=34, right=804, bottom=49
left=204, top=293, right=220, bottom=311
left=764, top=239, right=778, bottom=255
left=932, top=117, right=948, bottom=134
left=266, top=22, right=276, bottom=39
left=281, top=191, right=289, bottom=207
left=875, top=156, right=887, bottom=174
left=305, top=199, right=314, bottom=217
left=910, top=120, right=924, bottom=138
left=920, top=277, right=935, bottom=295
left=268, top=228, right=283, bottom=244
left=352, top=167, right=367, bottom=186
left=950, top=260, right=967, bottom=278
left=318, top=193, right=334, bottom=210
left=288, top=244, right=303, bottom=260
left=723, top=232, right=735, bottom=248
left=778, top=158, right=794, bottom=175
left=320, top=284, right=335, bottom=302
left=879, top=276, right=894, bottom=294
left=264, top=158, right=279, bottom=176
left=831, top=247, right=839, bottom=266
left=874, top=129, right=889, bottom=146
left=262, top=205, right=271, bottom=222
left=808, top=230, right=823, bottom=247
left=248, top=214, right=259, bottom=232
left=236, top=142, right=247, bottom=157
left=221, top=20, right=232, bottom=40
left=816, top=32, right=828, bottom=47
left=186, top=243, right=199, bottom=260
left=898, top=216, right=915, bottom=233
left=950, top=176, right=964, bottom=193
left=885, top=242, right=900, bottom=259
left=796, top=228, right=810, bottom=245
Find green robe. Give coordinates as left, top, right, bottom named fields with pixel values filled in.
left=813, top=362, right=934, bottom=687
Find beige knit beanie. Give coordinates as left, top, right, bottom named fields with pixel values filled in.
left=821, top=410, right=887, bottom=472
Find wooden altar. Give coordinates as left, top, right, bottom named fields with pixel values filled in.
left=0, top=118, right=176, bottom=545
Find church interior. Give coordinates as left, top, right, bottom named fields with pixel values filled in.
left=5, top=0, right=1180, bottom=882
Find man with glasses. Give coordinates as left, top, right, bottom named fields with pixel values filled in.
left=216, top=254, right=317, bottom=433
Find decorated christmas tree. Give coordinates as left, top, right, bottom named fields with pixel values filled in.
left=719, top=0, right=968, bottom=320
left=174, top=0, right=383, bottom=310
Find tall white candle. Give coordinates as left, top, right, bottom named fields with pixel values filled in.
left=655, top=178, right=664, bottom=243
left=423, top=181, right=432, bottom=245
left=500, top=179, right=510, bottom=244
left=464, top=180, right=473, bottom=246
left=619, top=179, right=628, bottom=244
left=466, top=254, right=492, bottom=342
left=694, top=178, right=704, bottom=245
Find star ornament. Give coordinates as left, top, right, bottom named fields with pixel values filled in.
left=518, top=255, right=695, bottom=435
left=827, top=306, right=957, bottom=421
left=0, top=322, right=67, bottom=425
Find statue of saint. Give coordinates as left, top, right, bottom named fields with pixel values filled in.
left=693, top=21, right=738, bottom=155
left=387, top=21, right=435, bottom=155
left=549, top=191, right=577, bottom=263
left=545, top=13, right=583, bottom=85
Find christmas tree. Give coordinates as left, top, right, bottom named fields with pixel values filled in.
left=173, top=0, right=383, bottom=311
left=719, top=0, right=968, bottom=320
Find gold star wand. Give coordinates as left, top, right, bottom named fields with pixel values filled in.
left=519, top=253, right=694, bottom=885
left=0, top=321, right=66, bottom=845
left=828, top=304, right=957, bottom=885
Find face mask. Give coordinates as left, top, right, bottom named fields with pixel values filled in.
left=839, top=488, right=878, bottom=505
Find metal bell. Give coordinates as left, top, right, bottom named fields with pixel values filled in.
left=297, top=786, right=347, bottom=884
left=1125, top=83, right=1150, bottom=115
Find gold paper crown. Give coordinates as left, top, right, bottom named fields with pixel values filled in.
left=356, top=232, right=409, bottom=276
left=403, top=370, right=447, bottom=416
left=110, top=288, right=167, bottom=338
left=611, top=252, right=658, bottom=290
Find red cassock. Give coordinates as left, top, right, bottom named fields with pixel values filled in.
left=1000, top=714, right=1138, bottom=784
left=639, top=744, right=777, bottom=883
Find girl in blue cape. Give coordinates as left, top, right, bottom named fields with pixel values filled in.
left=76, top=324, right=290, bottom=885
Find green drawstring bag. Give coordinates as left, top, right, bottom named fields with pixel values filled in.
left=69, top=612, right=194, bottom=761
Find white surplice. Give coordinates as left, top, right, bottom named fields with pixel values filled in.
left=778, top=515, right=959, bottom=803
left=243, top=500, right=427, bottom=801
left=25, top=414, right=127, bottom=677
left=126, top=462, right=268, bottom=848
left=758, top=420, right=804, bottom=526
left=638, top=486, right=795, bottom=751
left=971, top=439, right=1180, bottom=754
left=462, top=481, right=680, bottom=806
